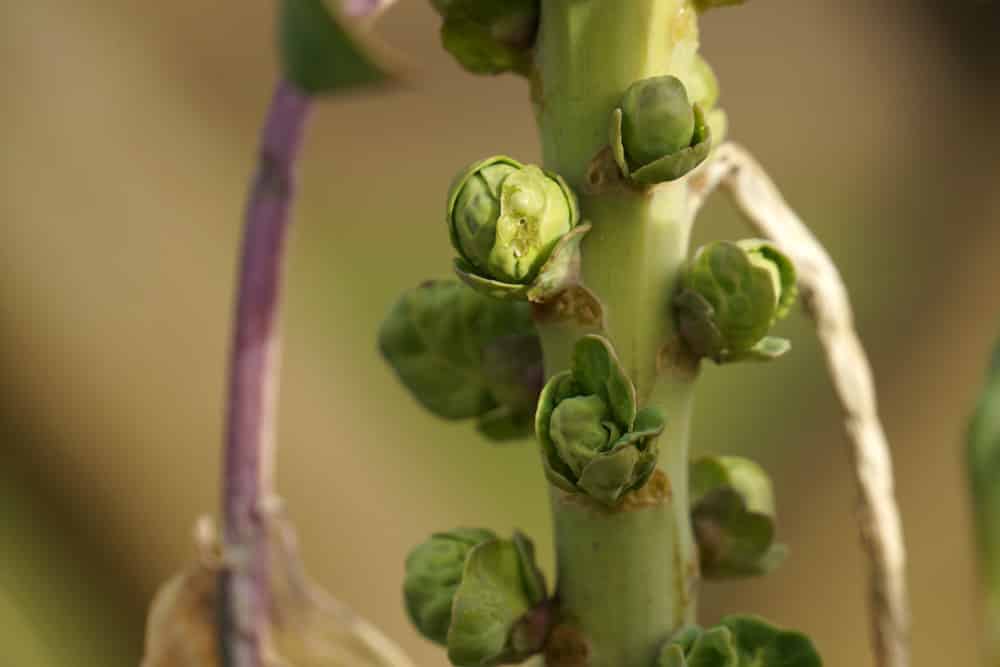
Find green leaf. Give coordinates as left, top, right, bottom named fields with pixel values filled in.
left=447, top=539, right=539, bottom=666
left=279, top=0, right=388, bottom=94
left=572, top=335, right=637, bottom=428
left=691, top=456, right=785, bottom=579
left=576, top=445, right=640, bottom=505
left=378, top=280, right=540, bottom=440
left=403, top=529, right=497, bottom=645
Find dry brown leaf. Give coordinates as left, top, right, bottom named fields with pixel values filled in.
left=141, top=512, right=413, bottom=667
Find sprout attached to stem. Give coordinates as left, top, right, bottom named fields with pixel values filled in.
left=447, top=156, right=586, bottom=301
left=674, top=239, right=797, bottom=364
left=536, top=335, right=666, bottom=506
left=610, top=75, right=713, bottom=185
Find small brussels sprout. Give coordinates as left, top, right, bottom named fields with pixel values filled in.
left=674, top=239, right=798, bottom=364
left=690, top=456, right=786, bottom=579
left=658, top=617, right=821, bottom=667
left=403, top=529, right=549, bottom=666
left=536, top=335, right=666, bottom=506
left=447, top=156, right=582, bottom=299
left=430, top=0, right=540, bottom=76
left=378, top=280, right=543, bottom=441
left=609, top=76, right=712, bottom=185
left=620, top=75, right=695, bottom=167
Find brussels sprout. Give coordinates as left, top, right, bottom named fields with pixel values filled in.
left=658, top=617, right=822, bottom=667
left=403, top=529, right=549, bottom=666
left=609, top=76, right=713, bottom=185
left=690, top=456, right=786, bottom=579
left=620, top=75, right=695, bottom=168
left=429, top=0, right=540, bottom=76
left=674, top=239, right=798, bottom=364
left=378, top=280, right=543, bottom=441
left=447, top=156, right=582, bottom=299
left=535, top=335, right=666, bottom=506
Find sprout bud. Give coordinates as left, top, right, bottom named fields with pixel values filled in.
left=609, top=77, right=713, bottom=185
left=536, top=335, right=665, bottom=506
left=675, top=240, right=797, bottom=363
left=690, top=456, right=786, bottom=579
left=620, top=76, right=696, bottom=169
left=448, top=156, right=578, bottom=285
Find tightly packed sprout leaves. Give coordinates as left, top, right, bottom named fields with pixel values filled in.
left=448, top=155, right=586, bottom=301
left=611, top=75, right=713, bottom=185
left=536, top=335, right=665, bottom=506
left=675, top=240, right=798, bottom=364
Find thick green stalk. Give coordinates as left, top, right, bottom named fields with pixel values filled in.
left=534, top=1, right=703, bottom=665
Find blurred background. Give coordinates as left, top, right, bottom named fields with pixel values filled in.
left=2, top=1, right=1000, bottom=665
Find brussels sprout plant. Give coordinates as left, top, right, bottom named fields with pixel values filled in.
left=142, top=2, right=914, bottom=667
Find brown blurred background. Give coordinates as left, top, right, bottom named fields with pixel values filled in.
left=2, top=1, right=1000, bottom=665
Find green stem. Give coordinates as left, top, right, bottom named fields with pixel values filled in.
left=533, top=2, right=704, bottom=665
left=548, top=378, right=697, bottom=667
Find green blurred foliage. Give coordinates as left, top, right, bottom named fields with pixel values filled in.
left=1, top=2, right=999, bottom=666
left=279, top=0, right=387, bottom=93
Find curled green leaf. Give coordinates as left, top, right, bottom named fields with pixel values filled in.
left=431, top=0, right=540, bottom=76
left=690, top=456, right=786, bottom=579
left=378, top=280, right=542, bottom=441
left=447, top=535, right=549, bottom=666
left=609, top=76, right=712, bottom=185
left=675, top=240, right=797, bottom=364
left=403, top=528, right=548, bottom=666
left=535, top=335, right=665, bottom=506
left=403, top=528, right=497, bottom=645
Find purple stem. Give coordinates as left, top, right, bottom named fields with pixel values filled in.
left=219, top=79, right=312, bottom=667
